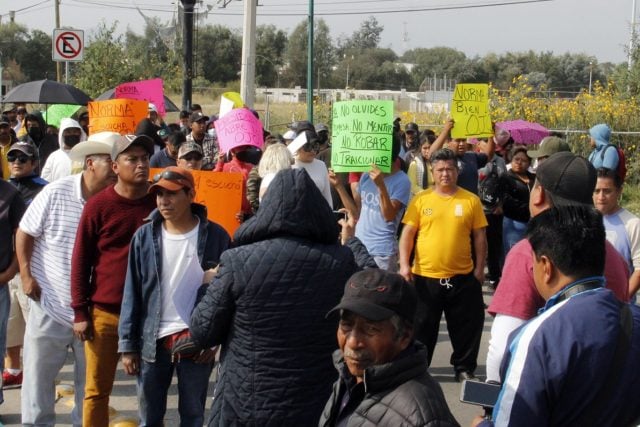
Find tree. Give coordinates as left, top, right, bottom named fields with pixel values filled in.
left=282, top=19, right=335, bottom=88
left=403, top=47, right=474, bottom=88
left=196, top=25, right=242, bottom=85
left=255, top=25, right=287, bottom=87
left=72, top=22, right=139, bottom=97
left=0, top=22, right=56, bottom=82
left=341, top=16, right=383, bottom=52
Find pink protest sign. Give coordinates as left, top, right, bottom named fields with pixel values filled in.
left=214, top=108, right=264, bottom=153
left=115, top=78, right=166, bottom=116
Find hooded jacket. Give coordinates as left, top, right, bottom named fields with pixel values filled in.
left=190, top=168, right=358, bottom=427
left=319, top=342, right=460, bottom=427
left=19, top=112, right=58, bottom=170
left=588, top=123, right=619, bottom=170
left=40, top=117, right=87, bottom=182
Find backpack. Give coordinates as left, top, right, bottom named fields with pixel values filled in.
left=479, top=160, right=501, bottom=208
left=601, top=144, right=627, bottom=182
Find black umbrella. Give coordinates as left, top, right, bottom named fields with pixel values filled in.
left=95, top=88, right=180, bottom=113
left=3, top=79, right=92, bottom=105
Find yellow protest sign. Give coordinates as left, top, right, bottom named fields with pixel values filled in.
left=451, top=84, right=492, bottom=139
left=87, top=99, right=148, bottom=135
left=150, top=168, right=243, bottom=237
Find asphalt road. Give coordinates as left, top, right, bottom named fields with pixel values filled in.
left=0, top=287, right=494, bottom=427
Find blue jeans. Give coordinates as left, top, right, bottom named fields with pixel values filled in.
left=503, top=217, right=527, bottom=256
left=138, top=340, right=214, bottom=427
left=0, top=283, right=9, bottom=405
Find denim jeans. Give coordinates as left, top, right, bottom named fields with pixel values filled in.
left=0, top=283, right=9, bottom=405
left=137, top=340, right=213, bottom=427
left=502, top=217, right=527, bottom=256
left=21, top=301, right=85, bottom=427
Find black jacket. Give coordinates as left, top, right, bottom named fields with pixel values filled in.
left=190, top=169, right=358, bottom=427
left=319, top=342, right=460, bottom=427
left=499, top=170, right=534, bottom=223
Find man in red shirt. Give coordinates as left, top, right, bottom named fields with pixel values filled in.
left=485, top=152, right=630, bottom=383
left=70, top=134, right=156, bottom=427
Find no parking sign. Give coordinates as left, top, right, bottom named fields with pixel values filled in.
left=52, top=29, right=84, bottom=62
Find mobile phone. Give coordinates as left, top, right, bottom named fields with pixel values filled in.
left=333, top=210, right=347, bottom=222
left=459, top=380, right=501, bottom=408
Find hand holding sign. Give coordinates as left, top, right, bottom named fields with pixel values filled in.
left=330, top=100, right=394, bottom=173
left=451, top=84, right=492, bottom=139
left=214, top=108, right=264, bottom=154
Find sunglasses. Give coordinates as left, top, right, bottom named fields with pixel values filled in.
left=301, top=142, right=318, bottom=153
left=152, top=170, right=191, bottom=186
left=7, top=154, right=31, bottom=163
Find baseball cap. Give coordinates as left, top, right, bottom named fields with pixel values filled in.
left=190, top=111, right=209, bottom=123
left=0, top=115, right=9, bottom=126
left=527, top=136, right=571, bottom=158
left=149, top=166, right=195, bottom=194
left=148, top=103, right=158, bottom=113
left=405, top=122, right=419, bottom=133
left=7, top=142, right=37, bottom=158
left=536, top=151, right=596, bottom=207
left=178, top=142, right=204, bottom=159
left=69, top=131, right=120, bottom=162
left=282, top=130, right=296, bottom=140
left=327, top=269, right=417, bottom=322
left=111, top=134, right=155, bottom=160
left=316, top=123, right=329, bottom=133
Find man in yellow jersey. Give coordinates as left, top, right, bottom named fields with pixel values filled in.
left=399, top=148, right=487, bottom=382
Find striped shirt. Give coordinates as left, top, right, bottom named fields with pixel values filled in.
left=19, top=173, right=85, bottom=327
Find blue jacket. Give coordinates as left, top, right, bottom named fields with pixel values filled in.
left=480, top=282, right=640, bottom=427
left=118, top=203, right=231, bottom=362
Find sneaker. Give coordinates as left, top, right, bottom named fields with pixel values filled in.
left=2, top=370, right=22, bottom=388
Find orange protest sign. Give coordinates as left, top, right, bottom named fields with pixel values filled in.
left=150, top=168, right=243, bottom=237
left=88, top=99, right=148, bottom=135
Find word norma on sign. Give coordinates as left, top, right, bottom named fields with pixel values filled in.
left=331, top=100, right=394, bottom=173
left=87, top=99, right=148, bottom=135
left=451, top=83, right=493, bottom=139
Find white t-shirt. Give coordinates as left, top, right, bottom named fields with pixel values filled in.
left=19, top=173, right=85, bottom=327
left=293, top=158, right=333, bottom=207
left=157, top=220, right=199, bottom=338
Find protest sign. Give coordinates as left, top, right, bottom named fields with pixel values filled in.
left=214, top=108, right=264, bottom=154
left=44, top=104, right=81, bottom=128
left=88, top=99, right=148, bottom=135
left=451, top=83, right=492, bottom=139
left=331, top=100, right=394, bottom=173
left=115, top=78, right=166, bottom=116
left=150, top=168, right=243, bottom=237
left=219, top=91, right=244, bottom=118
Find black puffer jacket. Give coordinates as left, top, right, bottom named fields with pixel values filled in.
left=190, top=168, right=358, bottom=427
left=319, top=342, right=460, bottom=427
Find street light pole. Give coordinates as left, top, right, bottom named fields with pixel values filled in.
left=588, top=61, right=593, bottom=95
left=306, top=0, right=314, bottom=123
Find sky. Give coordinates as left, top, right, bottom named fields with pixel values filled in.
left=2, top=0, right=636, bottom=64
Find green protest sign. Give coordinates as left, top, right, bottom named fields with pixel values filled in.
left=44, top=104, right=81, bottom=128
left=451, top=83, right=493, bottom=139
left=331, top=100, right=394, bottom=173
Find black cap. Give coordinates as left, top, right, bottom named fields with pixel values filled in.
left=405, top=122, right=419, bottom=133
left=0, top=115, right=9, bottom=126
left=536, top=151, right=596, bottom=207
left=327, top=269, right=417, bottom=322
left=190, top=111, right=209, bottom=123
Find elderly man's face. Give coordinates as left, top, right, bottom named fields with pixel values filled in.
left=337, top=311, right=410, bottom=383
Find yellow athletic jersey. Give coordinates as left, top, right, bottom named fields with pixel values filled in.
left=402, top=187, right=488, bottom=278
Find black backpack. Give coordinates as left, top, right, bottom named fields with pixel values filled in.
left=479, top=160, right=501, bottom=208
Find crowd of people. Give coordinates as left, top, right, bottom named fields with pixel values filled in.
left=0, top=100, right=639, bottom=427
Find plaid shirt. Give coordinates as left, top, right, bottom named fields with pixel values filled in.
left=186, top=132, right=218, bottom=170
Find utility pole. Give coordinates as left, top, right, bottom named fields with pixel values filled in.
left=307, top=0, right=314, bottom=123
left=630, top=0, right=637, bottom=70
left=180, top=0, right=196, bottom=111
left=240, top=0, right=257, bottom=107
left=55, top=0, right=62, bottom=82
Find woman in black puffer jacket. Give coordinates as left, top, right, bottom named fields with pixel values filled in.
left=190, top=168, right=358, bottom=427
